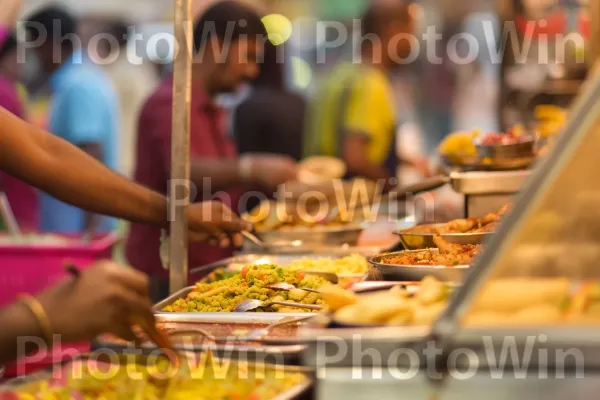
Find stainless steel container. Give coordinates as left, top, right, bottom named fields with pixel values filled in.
left=255, top=224, right=365, bottom=248
left=368, top=250, right=469, bottom=281
left=395, top=226, right=492, bottom=250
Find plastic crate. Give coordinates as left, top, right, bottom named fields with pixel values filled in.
left=0, top=233, right=119, bottom=378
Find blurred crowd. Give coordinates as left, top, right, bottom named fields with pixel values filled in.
left=0, top=0, right=499, bottom=299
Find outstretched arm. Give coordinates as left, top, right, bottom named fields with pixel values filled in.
left=0, top=107, right=168, bottom=226
left=0, top=108, right=250, bottom=242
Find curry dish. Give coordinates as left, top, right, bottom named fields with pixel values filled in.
left=379, top=234, right=481, bottom=266
left=4, top=354, right=307, bottom=399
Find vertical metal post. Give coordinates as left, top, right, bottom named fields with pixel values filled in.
left=169, top=0, right=193, bottom=294
left=589, top=0, right=600, bottom=67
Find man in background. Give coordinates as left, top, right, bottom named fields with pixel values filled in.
left=25, top=6, right=119, bottom=234
left=99, top=20, right=159, bottom=179
left=304, top=1, right=426, bottom=183
left=127, top=1, right=297, bottom=301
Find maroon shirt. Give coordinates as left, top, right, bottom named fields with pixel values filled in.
left=126, top=77, right=241, bottom=281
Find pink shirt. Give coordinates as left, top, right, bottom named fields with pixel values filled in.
left=0, top=27, right=39, bottom=232
left=126, top=78, right=242, bottom=281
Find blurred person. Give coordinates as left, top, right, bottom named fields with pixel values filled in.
left=233, top=40, right=305, bottom=212
left=98, top=20, right=160, bottom=179
left=0, top=34, right=39, bottom=233
left=126, top=1, right=298, bottom=301
left=0, top=0, right=40, bottom=232
left=304, top=1, right=427, bottom=184
left=233, top=41, right=305, bottom=161
left=25, top=6, right=119, bottom=235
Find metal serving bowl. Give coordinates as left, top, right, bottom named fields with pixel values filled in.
left=395, top=224, right=492, bottom=250
left=368, top=249, right=469, bottom=282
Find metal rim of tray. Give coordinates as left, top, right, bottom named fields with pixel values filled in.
left=368, top=249, right=471, bottom=270
left=190, top=253, right=371, bottom=281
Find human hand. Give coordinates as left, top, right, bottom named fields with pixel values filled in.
left=36, top=261, right=153, bottom=343
left=186, top=201, right=252, bottom=247
left=239, top=154, right=298, bottom=190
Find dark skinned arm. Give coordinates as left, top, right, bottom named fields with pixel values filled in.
left=0, top=107, right=168, bottom=226
left=0, top=301, right=47, bottom=366
left=79, top=142, right=103, bottom=234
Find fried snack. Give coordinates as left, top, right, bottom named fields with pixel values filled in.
left=405, top=203, right=512, bottom=235
left=331, top=276, right=452, bottom=326
left=470, top=278, right=570, bottom=314
left=319, top=285, right=358, bottom=311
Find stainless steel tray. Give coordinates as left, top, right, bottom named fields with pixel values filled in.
left=395, top=225, right=491, bottom=250
left=315, top=370, right=600, bottom=400
left=94, top=313, right=311, bottom=365
left=255, top=224, right=365, bottom=247
left=190, top=253, right=371, bottom=283
left=240, top=242, right=400, bottom=256
left=299, top=325, right=430, bottom=369
left=449, top=170, right=530, bottom=195
left=154, top=286, right=318, bottom=317
left=368, top=250, right=469, bottom=281
left=0, top=353, right=313, bottom=400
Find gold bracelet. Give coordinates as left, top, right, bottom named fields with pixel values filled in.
left=18, top=294, right=54, bottom=347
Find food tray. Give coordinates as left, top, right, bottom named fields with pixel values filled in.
left=299, top=324, right=430, bottom=369
left=368, top=250, right=469, bottom=281
left=395, top=226, right=492, bottom=250
left=254, top=224, right=365, bottom=247
left=93, top=313, right=311, bottom=365
left=190, top=253, right=371, bottom=285
left=0, top=353, right=314, bottom=400
left=154, top=286, right=318, bottom=317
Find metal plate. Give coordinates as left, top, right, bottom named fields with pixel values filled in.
left=368, top=250, right=469, bottom=281
left=395, top=225, right=492, bottom=250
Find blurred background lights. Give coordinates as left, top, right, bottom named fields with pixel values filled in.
left=291, top=56, right=312, bottom=90
left=262, top=13, right=293, bottom=46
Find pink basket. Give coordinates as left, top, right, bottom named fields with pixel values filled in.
left=0, top=233, right=119, bottom=308
left=0, top=233, right=118, bottom=378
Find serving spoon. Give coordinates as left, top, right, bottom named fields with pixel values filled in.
left=234, top=299, right=323, bottom=312
left=266, top=282, right=321, bottom=294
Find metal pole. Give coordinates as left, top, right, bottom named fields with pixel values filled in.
left=169, top=0, right=193, bottom=294
left=589, top=0, right=600, bottom=67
